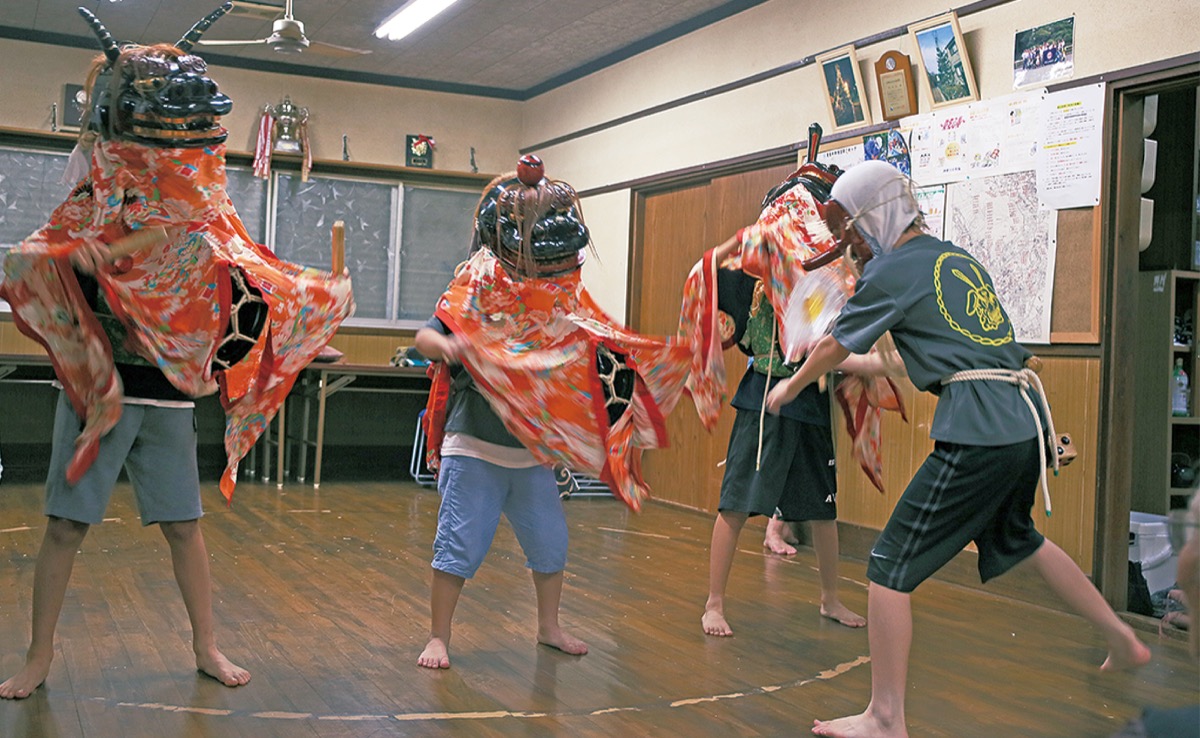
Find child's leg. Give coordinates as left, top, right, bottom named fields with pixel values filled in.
left=159, top=520, right=250, bottom=686
left=1017, top=540, right=1149, bottom=671
left=703, top=510, right=748, bottom=636
left=421, top=456, right=506, bottom=668
left=0, top=517, right=88, bottom=700
left=813, top=582, right=911, bottom=738
left=502, top=465, right=586, bottom=655
left=419, top=569, right=466, bottom=669
left=810, top=520, right=864, bottom=628
left=764, top=514, right=797, bottom=555
left=532, top=570, right=588, bottom=655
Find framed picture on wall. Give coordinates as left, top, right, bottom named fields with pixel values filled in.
left=1012, top=16, right=1076, bottom=88
left=908, top=12, right=979, bottom=110
left=816, top=45, right=872, bottom=132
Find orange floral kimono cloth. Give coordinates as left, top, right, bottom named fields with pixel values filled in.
left=732, top=181, right=906, bottom=492
left=0, top=140, right=354, bottom=502
left=424, top=249, right=725, bottom=511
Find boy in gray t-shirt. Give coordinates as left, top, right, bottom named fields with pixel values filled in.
left=764, top=161, right=1148, bottom=737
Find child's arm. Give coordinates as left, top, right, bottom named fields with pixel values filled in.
left=415, top=327, right=465, bottom=366
left=711, top=235, right=741, bottom=264
left=836, top=350, right=905, bottom=377
left=766, top=334, right=850, bottom=413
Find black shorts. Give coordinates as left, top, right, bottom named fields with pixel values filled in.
left=718, top=408, right=837, bottom=522
left=866, top=438, right=1046, bottom=593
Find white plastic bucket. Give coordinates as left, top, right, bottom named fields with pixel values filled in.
left=1129, top=511, right=1178, bottom=594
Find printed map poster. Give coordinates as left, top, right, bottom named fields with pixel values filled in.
left=945, top=170, right=1057, bottom=343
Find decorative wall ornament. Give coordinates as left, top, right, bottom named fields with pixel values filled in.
left=406, top=134, right=435, bottom=168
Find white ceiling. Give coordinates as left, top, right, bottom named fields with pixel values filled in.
left=0, top=0, right=769, bottom=99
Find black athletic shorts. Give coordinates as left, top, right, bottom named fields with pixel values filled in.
left=866, top=438, right=1046, bottom=593
left=718, top=407, right=837, bottom=522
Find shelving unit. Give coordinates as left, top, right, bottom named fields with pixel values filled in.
left=1132, top=270, right=1200, bottom=514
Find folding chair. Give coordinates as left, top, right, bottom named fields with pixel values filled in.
left=409, top=409, right=436, bottom=486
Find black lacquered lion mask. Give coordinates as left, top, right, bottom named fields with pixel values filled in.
left=78, top=3, right=233, bottom=147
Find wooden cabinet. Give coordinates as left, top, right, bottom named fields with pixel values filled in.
left=1133, top=270, right=1200, bottom=514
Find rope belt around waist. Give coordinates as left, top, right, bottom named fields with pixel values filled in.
left=940, top=368, right=1058, bottom=517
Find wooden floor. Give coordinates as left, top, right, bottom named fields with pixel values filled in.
left=0, top=478, right=1196, bottom=737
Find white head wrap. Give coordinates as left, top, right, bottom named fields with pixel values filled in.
left=829, top=160, right=921, bottom=257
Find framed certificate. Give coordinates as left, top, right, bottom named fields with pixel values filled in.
left=874, top=51, right=917, bottom=120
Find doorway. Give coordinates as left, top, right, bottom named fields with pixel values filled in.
left=1102, top=67, right=1199, bottom=613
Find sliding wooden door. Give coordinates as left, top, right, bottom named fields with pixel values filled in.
left=630, top=163, right=795, bottom=511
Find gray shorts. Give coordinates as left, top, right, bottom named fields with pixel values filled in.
left=45, top=392, right=203, bottom=526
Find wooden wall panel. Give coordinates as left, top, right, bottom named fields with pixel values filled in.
left=0, top=321, right=40, bottom=354
left=325, top=330, right=416, bottom=365
left=834, top=356, right=1101, bottom=570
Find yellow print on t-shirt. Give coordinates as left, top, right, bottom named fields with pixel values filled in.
left=933, top=252, right=1013, bottom=346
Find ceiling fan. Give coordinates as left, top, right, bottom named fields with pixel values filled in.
left=198, top=0, right=372, bottom=58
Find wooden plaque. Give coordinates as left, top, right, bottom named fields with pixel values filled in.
left=874, top=51, right=918, bottom=121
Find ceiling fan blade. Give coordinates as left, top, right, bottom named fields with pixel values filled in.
left=198, top=38, right=271, bottom=47
left=228, top=1, right=284, bottom=22
left=307, top=40, right=373, bottom=57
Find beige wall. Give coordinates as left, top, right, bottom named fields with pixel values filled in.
left=525, top=0, right=1198, bottom=313
left=578, top=189, right=633, bottom=322
left=0, top=38, right=522, bottom=174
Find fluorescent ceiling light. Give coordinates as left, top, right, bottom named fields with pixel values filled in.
left=374, top=0, right=460, bottom=42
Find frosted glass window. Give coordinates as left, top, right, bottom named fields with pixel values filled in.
left=397, top=185, right=476, bottom=320
left=273, top=172, right=397, bottom=321
left=225, top=165, right=267, bottom=245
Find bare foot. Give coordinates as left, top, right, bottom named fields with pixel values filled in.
left=702, top=608, right=733, bottom=637
left=0, top=657, right=51, bottom=700
left=764, top=533, right=797, bottom=556
left=765, top=518, right=799, bottom=554
left=418, top=637, right=451, bottom=669
left=196, top=648, right=251, bottom=687
left=537, top=628, right=589, bottom=656
left=812, top=712, right=908, bottom=737
left=1099, top=634, right=1151, bottom=672
left=821, top=602, right=866, bottom=628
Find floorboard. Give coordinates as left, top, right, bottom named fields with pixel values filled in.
left=0, top=479, right=1196, bottom=737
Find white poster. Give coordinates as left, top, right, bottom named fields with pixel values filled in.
left=915, top=184, right=946, bottom=239
left=904, top=90, right=1045, bottom=186
left=1036, top=83, right=1105, bottom=209
left=816, top=142, right=864, bottom=172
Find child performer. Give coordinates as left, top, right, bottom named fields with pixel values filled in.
left=702, top=238, right=877, bottom=635
left=765, top=160, right=1149, bottom=737
left=1, top=254, right=251, bottom=699
left=413, top=157, right=594, bottom=669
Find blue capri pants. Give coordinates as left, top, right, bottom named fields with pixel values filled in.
left=431, top=455, right=568, bottom=578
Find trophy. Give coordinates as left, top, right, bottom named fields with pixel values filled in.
left=254, top=95, right=312, bottom=180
